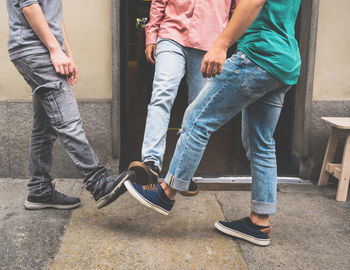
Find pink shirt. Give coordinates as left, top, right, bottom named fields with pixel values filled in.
left=145, top=0, right=237, bottom=51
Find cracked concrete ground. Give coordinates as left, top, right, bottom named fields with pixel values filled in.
left=0, top=178, right=349, bottom=270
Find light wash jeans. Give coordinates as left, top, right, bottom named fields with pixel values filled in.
left=164, top=51, right=291, bottom=215
left=141, top=39, right=207, bottom=170
left=12, top=53, right=106, bottom=195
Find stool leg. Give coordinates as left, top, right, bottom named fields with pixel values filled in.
left=318, top=127, right=340, bottom=186
left=336, top=131, right=350, bottom=202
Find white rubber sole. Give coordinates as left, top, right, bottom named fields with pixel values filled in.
left=215, top=221, right=270, bottom=246
left=96, top=173, right=130, bottom=209
left=24, top=200, right=80, bottom=210
left=124, top=180, right=169, bottom=216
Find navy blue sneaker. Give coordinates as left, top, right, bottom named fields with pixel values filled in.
left=215, top=217, right=270, bottom=246
left=124, top=181, right=174, bottom=215
left=128, top=161, right=159, bottom=185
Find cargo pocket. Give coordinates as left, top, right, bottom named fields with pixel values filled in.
left=32, top=81, right=62, bottom=96
left=37, top=82, right=81, bottom=126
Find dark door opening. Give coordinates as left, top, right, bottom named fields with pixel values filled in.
left=120, top=0, right=299, bottom=177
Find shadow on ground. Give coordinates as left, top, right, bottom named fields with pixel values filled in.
left=51, top=191, right=246, bottom=270
left=0, top=179, right=83, bottom=270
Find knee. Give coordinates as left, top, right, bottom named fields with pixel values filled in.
left=54, top=116, right=83, bottom=136
left=250, top=141, right=276, bottom=167
left=148, top=91, right=175, bottom=113
left=181, top=118, right=212, bottom=149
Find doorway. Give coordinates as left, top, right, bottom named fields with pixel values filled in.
left=119, top=0, right=298, bottom=177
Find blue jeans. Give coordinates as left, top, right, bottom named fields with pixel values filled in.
left=164, top=51, right=291, bottom=215
left=12, top=53, right=106, bottom=195
left=142, top=39, right=207, bottom=170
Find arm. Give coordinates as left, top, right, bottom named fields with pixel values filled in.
left=22, top=4, right=77, bottom=84
left=201, top=0, right=266, bottom=78
left=144, top=0, right=168, bottom=64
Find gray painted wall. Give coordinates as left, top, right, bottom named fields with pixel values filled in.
left=0, top=100, right=118, bottom=179
left=1, top=100, right=349, bottom=181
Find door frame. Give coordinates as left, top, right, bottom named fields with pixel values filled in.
left=111, top=0, right=121, bottom=160
left=111, top=0, right=320, bottom=176
left=291, top=0, right=320, bottom=178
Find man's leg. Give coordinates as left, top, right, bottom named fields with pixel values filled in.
left=125, top=52, right=287, bottom=217
left=185, top=48, right=208, bottom=105
left=164, top=52, right=286, bottom=191
left=130, top=39, right=186, bottom=184
left=25, top=94, right=82, bottom=210
left=28, top=93, right=58, bottom=196
left=178, top=48, right=208, bottom=196
left=13, top=53, right=134, bottom=209
left=242, top=87, right=290, bottom=221
left=141, top=39, right=186, bottom=168
left=215, top=87, right=289, bottom=246
left=33, top=84, right=104, bottom=187
left=34, top=82, right=134, bottom=208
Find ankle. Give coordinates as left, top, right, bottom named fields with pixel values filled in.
left=249, top=212, right=269, bottom=227
left=160, top=182, right=177, bottom=200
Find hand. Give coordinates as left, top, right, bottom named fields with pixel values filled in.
left=200, top=45, right=227, bottom=78
left=49, top=48, right=78, bottom=85
left=145, top=44, right=156, bottom=64
left=66, top=58, right=78, bottom=86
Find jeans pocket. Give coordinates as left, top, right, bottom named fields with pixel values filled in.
left=12, top=58, right=34, bottom=87
left=24, top=53, right=52, bottom=70
left=156, top=39, right=183, bottom=56
left=40, top=83, right=81, bottom=126
left=276, top=86, right=292, bottom=105
left=240, top=66, right=282, bottom=100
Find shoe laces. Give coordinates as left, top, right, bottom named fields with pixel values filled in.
left=100, top=169, right=116, bottom=182
left=92, top=170, right=116, bottom=196
left=49, top=183, right=67, bottom=199
left=143, top=184, right=158, bottom=191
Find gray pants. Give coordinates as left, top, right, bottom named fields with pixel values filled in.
left=12, top=53, right=106, bottom=195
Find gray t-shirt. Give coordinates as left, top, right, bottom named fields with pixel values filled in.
left=6, top=0, right=65, bottom=60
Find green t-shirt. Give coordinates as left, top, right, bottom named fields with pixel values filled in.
left=237, top=0, right=301, bottom=85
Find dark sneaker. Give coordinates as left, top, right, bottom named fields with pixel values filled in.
left=180, top=179, right=199, bottom=196
left=128, top=161, right=159, bottom=185
left=215, top=217, right=270, bottom=246
left=92, top=169, right=135, bottom=209
left=24, top=189, right=81, bottom=210
left=124, top=181, right=174, bottom=215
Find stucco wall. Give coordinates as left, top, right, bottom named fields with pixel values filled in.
left=0, top=0, right=112, bottom=100
left=0, top=3, right=29, bottom=100
left=0, top=0, right=116, bottom=178
left=313, top=0, right=350, bottom=100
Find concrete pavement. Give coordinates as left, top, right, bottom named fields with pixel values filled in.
left=0, top=178, right=349, bottom=270
left=51, top=188, right=246, bottom=270
left=0, top=179, right=83, bottom=270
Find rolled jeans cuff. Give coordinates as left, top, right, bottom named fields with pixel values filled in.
left=251, top=200, right=276, bottom=215
left=164, top=173, right=190, bottom=191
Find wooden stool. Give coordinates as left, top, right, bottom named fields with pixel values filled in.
left=318, top=117, right=350, bottom=201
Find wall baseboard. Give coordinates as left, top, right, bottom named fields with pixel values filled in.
left=0, top=100, right=119, bottom=178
